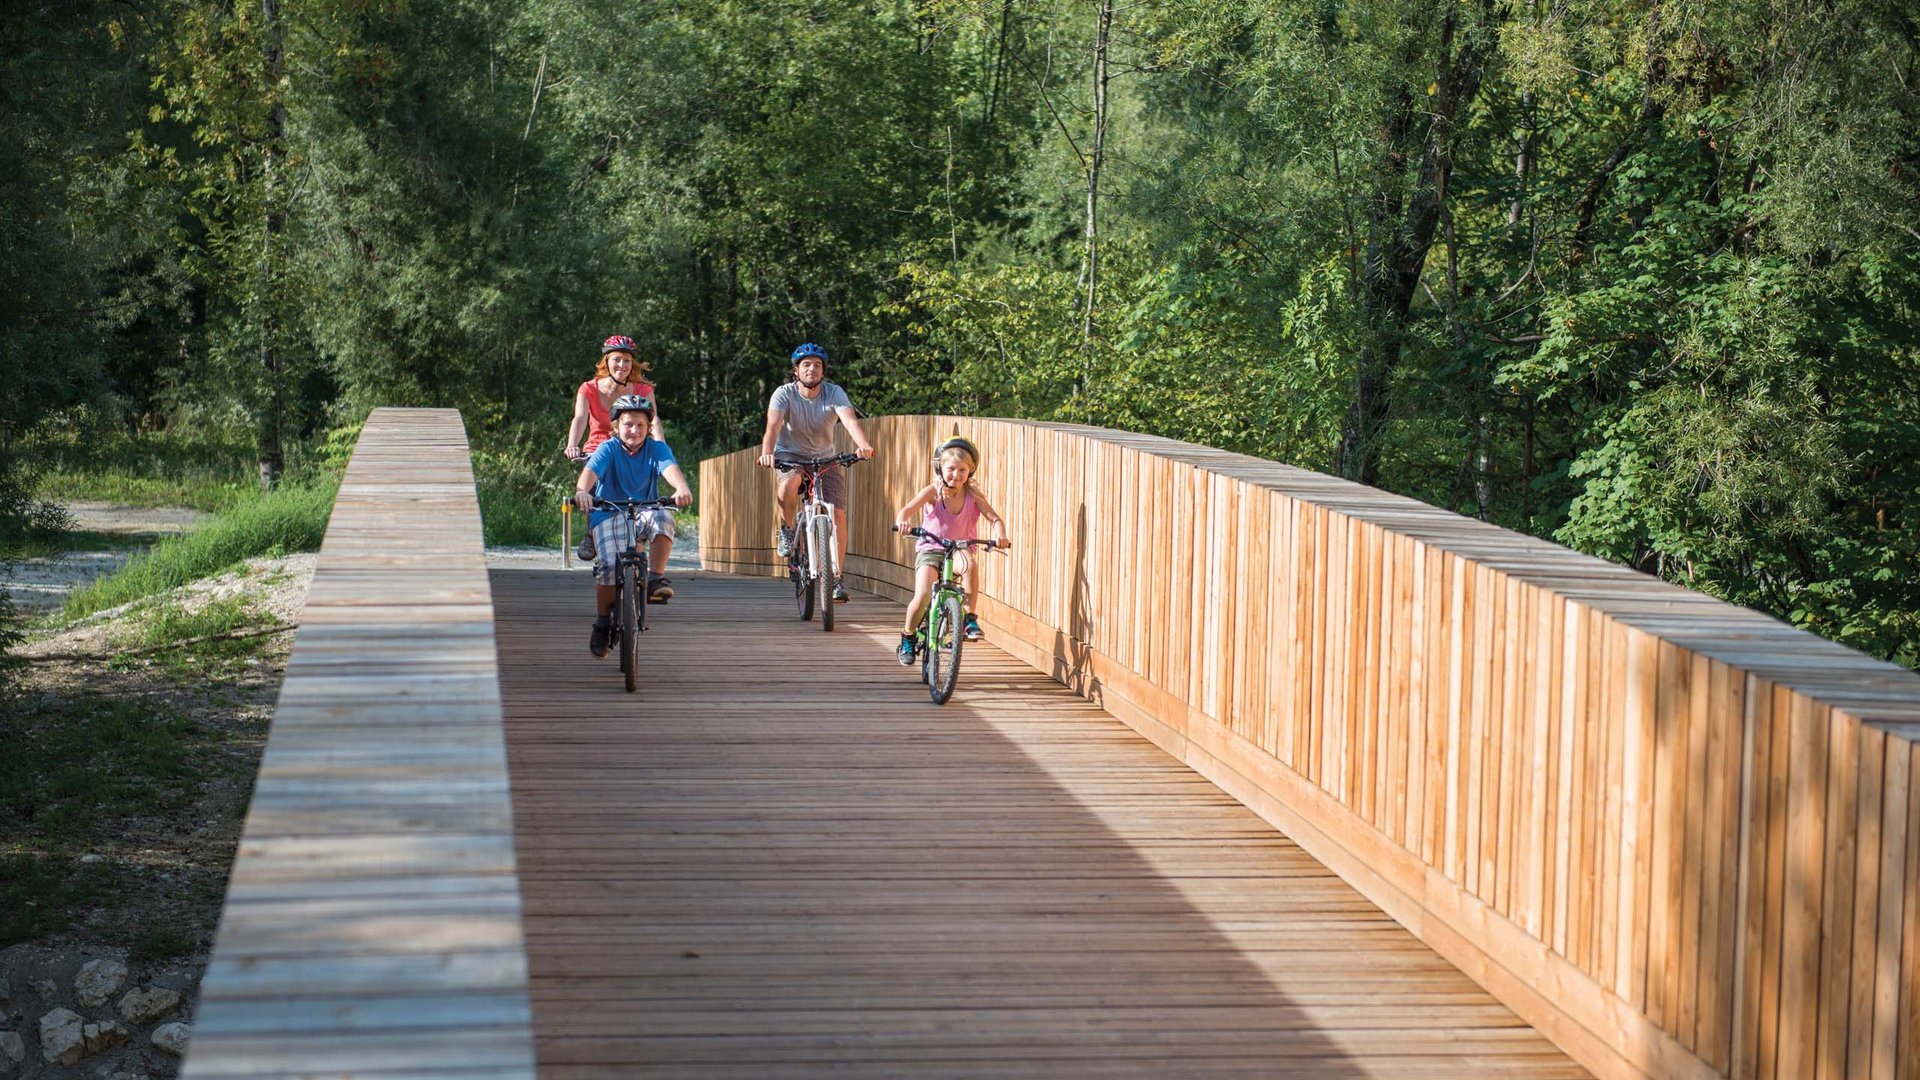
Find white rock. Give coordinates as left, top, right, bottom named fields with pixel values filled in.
left=117, top=985, right=181, bottom=1025
left=77, top=854, right=104, bottom=865
left=74, top=959, right=128, bottom=1007
left=39, top=1008, right=84, bottom=1065
left=0, top=1029, right=23, bottom=1065
left=81, top=1019, right=128, bottom=1054
left=150, top=1021, right=190, bottom=1056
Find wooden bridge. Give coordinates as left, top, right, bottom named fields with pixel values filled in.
left=182, top=409, right=1920, bottom=1080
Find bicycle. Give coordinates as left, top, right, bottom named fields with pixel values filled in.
left=585, top=496, right=677, bottom=693
left=774, top=452, right=861, bottom=631
left=893, top=526, right=1003, bottom=705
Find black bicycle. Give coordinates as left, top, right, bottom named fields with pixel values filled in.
left=774, top=452, right=861, bottom=631
left=586, top=496, right=677, bottom=692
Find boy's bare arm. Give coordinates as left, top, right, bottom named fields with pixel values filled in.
left=573, top=467, right=599, bottom=512
left=662, top=463, right=694, bottom=507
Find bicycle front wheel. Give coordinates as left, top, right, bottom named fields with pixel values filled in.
left=620, top=559, right=639, bottom=693
left=813, top=515, right=835, bottom=632
left=926, top=592, right=964, bottom=704
left=793, top=519, right=815, bottom=622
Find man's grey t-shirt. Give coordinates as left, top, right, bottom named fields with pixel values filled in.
left=770, top=381, right=854, bottom=458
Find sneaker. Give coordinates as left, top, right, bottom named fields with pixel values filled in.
left=776, top=525, right=794, bottom=557
left=576, top=532, right=596, bottom=562
left=832, top=579, right=849, bottom=603
left=648, top=575, right=674, bottom=603
left=589, top=618, right=611, bottom=657
left=963, top=613, right=983, bottom=641
left=897, top=635, right=917, bottom=666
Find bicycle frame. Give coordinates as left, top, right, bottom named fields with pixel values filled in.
left=775, top=453, right=860, bottom=629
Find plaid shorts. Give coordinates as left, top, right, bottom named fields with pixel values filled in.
left=591, top=509, right=676, bottom=585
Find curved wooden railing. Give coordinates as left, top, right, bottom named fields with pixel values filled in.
left=185, top=409, right=534, bottom=1078
left=702, top=415, right=1920, bottom=1080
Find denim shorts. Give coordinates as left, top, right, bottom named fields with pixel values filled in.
left=592, top=509, right=675, bottom=585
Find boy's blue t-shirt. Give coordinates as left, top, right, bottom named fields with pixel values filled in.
left=585, top=437, right=677, bottom=527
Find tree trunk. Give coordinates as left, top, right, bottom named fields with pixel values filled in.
left=1080, top=0, right=1112, bottom=357
left=1333, top=3, right=1500, bottom=487
left=257, top=0, right=286, bottom=491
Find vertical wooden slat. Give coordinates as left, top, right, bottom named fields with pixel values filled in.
left=1817, top=707, right=1861, bottom=1080
left=1777, top=693, right=1833, bottom=1079
left=1845, top=723, right=1885, bottom=1080
left=1698, top=660, right=1742, bottom=1070
left=1889, top=737, right=1920, bottom=1076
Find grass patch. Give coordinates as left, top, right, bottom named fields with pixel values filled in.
left=59, top=480, right=335, bottom=622
left=131, top=924, right=198, bottom=963
left=474, top=444, right=573, bottom=546
left=114, top=595, right=274, bottom=678
left=0, top=696, right=202, bottom=945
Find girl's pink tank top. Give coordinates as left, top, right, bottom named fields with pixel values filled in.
left=918, top=489, right=980, bottom=553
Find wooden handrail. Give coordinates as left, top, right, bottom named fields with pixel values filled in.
left=702, top=414, right=1920, bottom=1080
left=184, top=408, right=534, bottom=1078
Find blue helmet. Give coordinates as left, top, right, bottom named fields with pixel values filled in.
left=790, top=342, right=828, bottom=364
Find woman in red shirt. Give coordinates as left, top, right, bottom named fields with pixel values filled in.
left=565, top=335, right=663, bottom=460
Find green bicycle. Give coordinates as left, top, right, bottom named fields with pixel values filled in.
left=893, top=525, right=1002, bottom=705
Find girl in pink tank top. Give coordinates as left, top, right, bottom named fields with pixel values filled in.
left=892, top=438, right=1012, bottom=664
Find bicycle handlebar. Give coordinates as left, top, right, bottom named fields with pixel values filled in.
left=773, top=452, right=862, bottom=472
left=890, top=525, right=1006, bottom=551
left=584, top=497, right=679, bottom=511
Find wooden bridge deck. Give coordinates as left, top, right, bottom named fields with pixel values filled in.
left=494, top=567, right=1589, bottom=1078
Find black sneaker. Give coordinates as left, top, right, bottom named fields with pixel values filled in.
left=577, top=533, right=596, bottom=562
left=648, top=575, right=674, bottom=603
left=832, top=579, right=849, bottom=603
left=589, top=619, right=611, bottom=657
left=776, top=525, right=794, bottom=557
left=896, top=635, right=916, bottom=666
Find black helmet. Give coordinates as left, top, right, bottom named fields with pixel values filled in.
left=609, top=393, right=654, bottom=421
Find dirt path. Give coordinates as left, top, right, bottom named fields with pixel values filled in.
left=3, top=502, right=212, bottom=615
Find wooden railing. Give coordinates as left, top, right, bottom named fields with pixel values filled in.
left=702, top=415, right=1920, bottom=1080
left=185, top=409, right=534, bottom=1078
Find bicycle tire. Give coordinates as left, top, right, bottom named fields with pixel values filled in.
left=927, top=592, right=964, bottom=704
left=793, top=517, right=814, bottom=622
left=813, top=515, right=835, bottom=632
left=620, top=559, right=639, bottom=693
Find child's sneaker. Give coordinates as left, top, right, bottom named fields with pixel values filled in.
left=776, top=525, right=794, bottom=557
left=648, top=575, right=674, bottom=603
left=577, top=532, right=596, bottom=562
left=832, top=578, right=849, bottom=602
left=963, top=613, right=983, bottom=641
left=897, top=635, right=916, bottom=666
left=589, top=618, right=611, bottom=657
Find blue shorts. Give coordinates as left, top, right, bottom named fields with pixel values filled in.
left=591, top=510, right=676, bottom=585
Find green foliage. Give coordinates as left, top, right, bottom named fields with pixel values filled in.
left=60, top=480, right=335, bottom=621
left=7, top=0, right=1918, bottom=668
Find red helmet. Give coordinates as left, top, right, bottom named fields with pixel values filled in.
left=601, top=334, right=637, bottom=355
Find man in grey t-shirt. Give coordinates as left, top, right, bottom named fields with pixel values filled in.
left=757, top=343, right=876, bottom=602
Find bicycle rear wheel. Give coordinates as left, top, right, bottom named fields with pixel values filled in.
left=620, top=559, right=639, bottom=693
left=793, top=518, right=815, bottom=622
left=926, top=593, right=964, bottom=704
left=813, top=515, right=835, bottom=632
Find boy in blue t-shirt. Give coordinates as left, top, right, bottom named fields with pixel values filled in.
left=572, top=394, right=693, bottom=657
